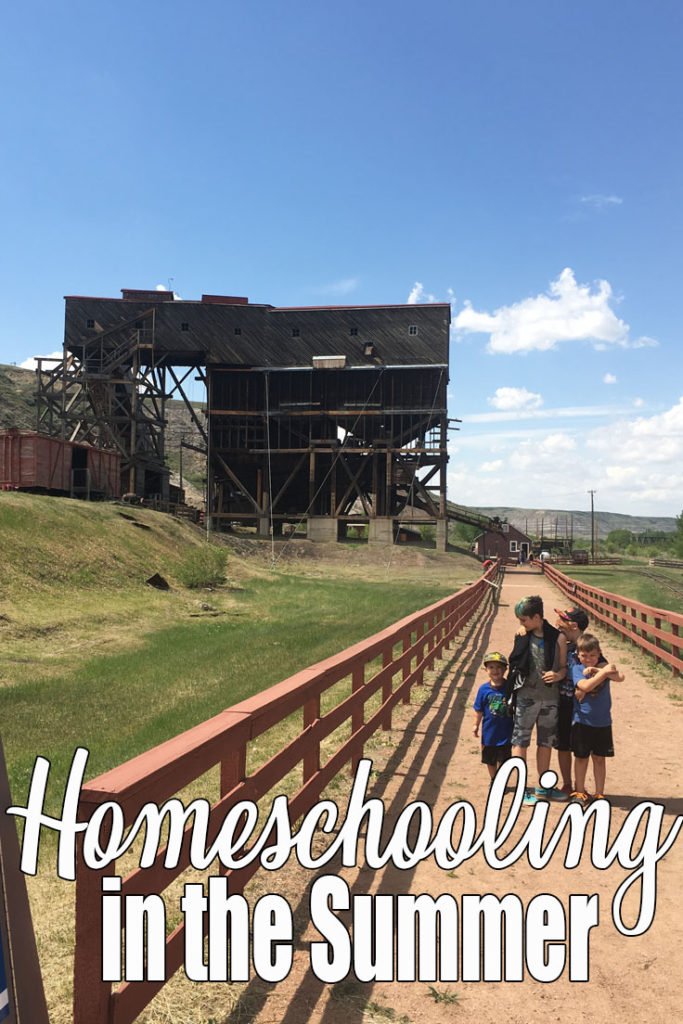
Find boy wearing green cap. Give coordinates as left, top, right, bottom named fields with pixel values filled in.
left=473, top=652, right=513, bottom=780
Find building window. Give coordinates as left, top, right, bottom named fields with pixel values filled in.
left=509, top=541, right=518, bottom=553
left=181, top=322, right=190, bottom=332
left=234, top=327, right=242, bottom=335
left=349, top=327, right=358, bottom=336
left=409, top=325, right=418, bottom=336
left=86, top=319, right=95, bottom=329
left=292, top=327, right=300, bottom=337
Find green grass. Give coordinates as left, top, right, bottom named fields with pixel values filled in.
left=0, top=491, right=213, bottom=596
left=0, top=570, right=452, bottom=808
left=427, top=985, right=461, bottom=1005
left=174, top=544, right=228, bottom=587
left=558, top=563, right=683, bottom=615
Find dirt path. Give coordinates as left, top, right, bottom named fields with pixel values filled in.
left=230, top=566, right=683, bottom=1024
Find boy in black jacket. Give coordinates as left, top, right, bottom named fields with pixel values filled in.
left=508, top=595, right=568, bottom=806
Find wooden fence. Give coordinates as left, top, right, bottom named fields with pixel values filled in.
left=543, top=563, right=683, bottom=676
left=74, top=563, right=500, bottom=1024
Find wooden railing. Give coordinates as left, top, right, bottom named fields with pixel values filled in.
left=74, top=562, right=500, bottom=1024
left=543, top=563, right=683, bottom=676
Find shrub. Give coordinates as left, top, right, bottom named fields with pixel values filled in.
left=175, top=544, right=227, bottom=588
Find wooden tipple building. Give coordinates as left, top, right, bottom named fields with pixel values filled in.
left=39, top=290, right=452, bottom=546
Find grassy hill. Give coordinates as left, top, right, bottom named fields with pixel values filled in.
left=0, top=363, right=37, bottom=429
left=0, top=491, right=478, bottom=792
left=472, top=506, right=677, bottom=538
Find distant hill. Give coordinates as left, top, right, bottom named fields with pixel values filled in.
left=0, top=364, right=36, bottom=429
left=471, top=506, right=677, bottom=538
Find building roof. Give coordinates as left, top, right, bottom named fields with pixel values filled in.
left=64, top=292, right=451, bottom=368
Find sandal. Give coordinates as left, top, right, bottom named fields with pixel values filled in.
left=570, top=791, right=590, bottom=806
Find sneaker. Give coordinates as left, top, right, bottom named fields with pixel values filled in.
left=535, top=786, right=569, bottom=802
left=570, top=791, right=590, bottom=806
left=523, top=788, right=538, bottom=806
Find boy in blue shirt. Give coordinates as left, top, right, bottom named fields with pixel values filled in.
left=473, top=652, right=514, bottom=780
left=570, top=633, right=624, bottom=805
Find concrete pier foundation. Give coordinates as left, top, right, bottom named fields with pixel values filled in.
left=307, top=517, right=338, bottom=542
left=368, top=517, right=394, bottom=546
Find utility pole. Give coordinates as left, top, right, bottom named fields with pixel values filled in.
left=588, top=490, right=597, bottom=563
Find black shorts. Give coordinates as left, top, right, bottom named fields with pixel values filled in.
left=570, top=723, right=614, bottom=759
left=482, top=743, right=512, bottom=766
left=555, top=695, right=574, bottom=752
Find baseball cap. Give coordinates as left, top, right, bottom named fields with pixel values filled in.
left=483, top=651, right=508, bottom=667
left=555, top=606, right=589, bottom=631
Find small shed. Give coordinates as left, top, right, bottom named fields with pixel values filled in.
left=473, top=523, right=532, bottom=563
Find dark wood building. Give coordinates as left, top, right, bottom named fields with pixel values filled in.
left=38, top=290, right=451, bottom=545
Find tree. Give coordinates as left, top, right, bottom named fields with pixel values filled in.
left=676, top=510, right=683, bottom=558
left=606, top=528, right=633, bottom=552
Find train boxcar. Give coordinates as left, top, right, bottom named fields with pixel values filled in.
left=0, top=430, right=120, bottom=498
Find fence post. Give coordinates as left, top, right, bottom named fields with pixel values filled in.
left=427, top=614, right=437, bottom=671
left=221, top=744, right=246, bottom=798
left=443, top=602, right=452, bottom=651
left=351, top=664, right=364, bottom=771
left=654, top=616, right=663, bottom=665
left=74, top=815, right=112, bottom=1024
left=402, top=633, right=412, bottom=704
left=303, top=693, right=321, bottom=780
left=433, top=609, right=444, bottom=660
left=382, top=645, right=393, bottom=731
left=672, top=624, right=681, bottom=678
left=630, top=606, right=638, bottom=646
left=416, top=620, right=425, bottom=686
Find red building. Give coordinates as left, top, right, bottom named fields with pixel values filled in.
left=473, top=523, right=532, bottom=563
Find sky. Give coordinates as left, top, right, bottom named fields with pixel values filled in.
left=2, top=0, right=681, bottom=518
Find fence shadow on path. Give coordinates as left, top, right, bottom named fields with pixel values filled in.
left=220, top=592, right=499, bottom=1024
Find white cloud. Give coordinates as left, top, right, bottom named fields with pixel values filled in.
left=603, top=373, right=617, bottom=384
left=453, top=268, right=657, bottom=354
left=407, top=281, right=436, bottom=304
left=488, top=386, right=543, bottom=412
left=19, top=350, right=63, bottom=370
left=448, top=397, right=683, bottom=516
left=538, top=433, right=577, bottom=454
left=633, top=397, right=644, bottom=408
left=481, top=459, right=503, bottom=472
left=579, top=194, right=624, bottom=209
left=155, top=283, right=182, bottom=299
left=467, top=403, right=616, bottom=424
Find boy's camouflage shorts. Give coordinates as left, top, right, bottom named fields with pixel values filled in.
left=511, top=696, right=559, bottom=748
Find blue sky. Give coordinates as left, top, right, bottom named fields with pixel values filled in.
left=2, top=1, right=681, bottom=516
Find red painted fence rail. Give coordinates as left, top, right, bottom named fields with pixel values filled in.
left=74, top=563, right=501, bottom=1024
left=543, top=562, right=683, bottom=676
